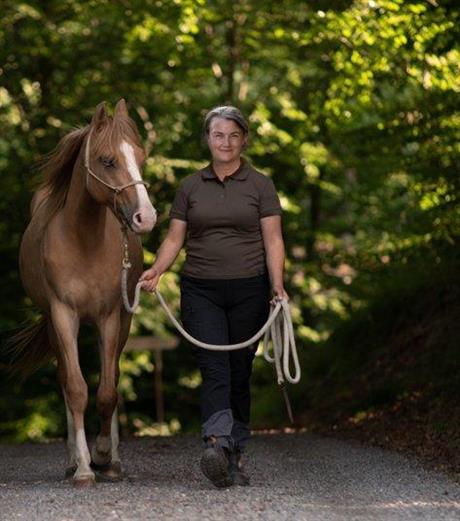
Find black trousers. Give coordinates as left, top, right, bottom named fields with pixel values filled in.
left=180, top=274, right=270, bottom=449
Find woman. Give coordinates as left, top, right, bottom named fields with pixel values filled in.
left=140, top=106, right=287, bottom=488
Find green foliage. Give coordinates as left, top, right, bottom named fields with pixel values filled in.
left=0, top=0, right=458, bottom=440
left=292, top=248, right=460, bottom=426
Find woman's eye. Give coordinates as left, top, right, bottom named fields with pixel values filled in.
left=100, top=157, right=115, bottom=168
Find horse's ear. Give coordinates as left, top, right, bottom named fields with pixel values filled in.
left=114, top=98, right=129, bottom=119
left=91, top=101, right=108, bottom=131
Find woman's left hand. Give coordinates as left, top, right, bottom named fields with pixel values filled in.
left=271, top=286, right=289, bottom=305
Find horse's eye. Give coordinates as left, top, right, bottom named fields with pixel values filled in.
left=100, top=156, right=115, bottom=168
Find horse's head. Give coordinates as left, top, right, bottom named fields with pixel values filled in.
left=84, top=100, right=157, bottom=234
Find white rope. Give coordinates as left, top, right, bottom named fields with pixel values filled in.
left=121, top=268, right=301, bottom=385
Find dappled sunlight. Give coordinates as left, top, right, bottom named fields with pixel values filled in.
left=178, top=371, right=202, bottom=390
left=133, top=418, right=181, bottom=437
left=0, top=2, right=458, bottom=470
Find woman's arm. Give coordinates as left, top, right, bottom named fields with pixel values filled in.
left=260, top=215, right=289, bottom=301
left=139, top=218, right=187, bottom=292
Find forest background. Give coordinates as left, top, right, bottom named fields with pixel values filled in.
left=1, top=0, right=459, bottom=474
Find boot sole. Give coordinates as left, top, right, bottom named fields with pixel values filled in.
left=200, top=448, right=233, bottom=488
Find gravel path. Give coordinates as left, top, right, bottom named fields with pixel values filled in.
left=1, top=432, right=459, bottom=520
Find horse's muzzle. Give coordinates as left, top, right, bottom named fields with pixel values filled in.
left=130, top=204, right=157, bottom=234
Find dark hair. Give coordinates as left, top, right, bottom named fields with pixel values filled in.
left=204, top=106, right=249, bottom=136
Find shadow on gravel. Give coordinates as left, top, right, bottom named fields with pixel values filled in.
left=1, top=433, right=459, bottom=521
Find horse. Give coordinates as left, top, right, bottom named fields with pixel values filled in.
left=11, top=99, right=156, bottom=487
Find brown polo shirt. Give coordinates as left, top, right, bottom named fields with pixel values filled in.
left=169, top=159, right=282, bottom=279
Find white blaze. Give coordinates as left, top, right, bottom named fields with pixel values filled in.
left=120, top=140, right=156, bottom=219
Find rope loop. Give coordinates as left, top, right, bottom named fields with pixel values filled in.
left=121, top=271, right=301, bottom=385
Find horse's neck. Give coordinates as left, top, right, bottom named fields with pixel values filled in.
left=62, top=152, right=108, bottom=240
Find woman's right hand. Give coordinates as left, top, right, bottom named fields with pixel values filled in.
left=139, top=266, right=161, bottom=293
left=138, top=219, right=187, bottom=293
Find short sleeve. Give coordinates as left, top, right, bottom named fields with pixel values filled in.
left=259, top=178, right=282, bottom=218
left=169, top=184, right=189, bottom=221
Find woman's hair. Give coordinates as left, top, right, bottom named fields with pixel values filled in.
left=203, top=106, right=249, bottom=136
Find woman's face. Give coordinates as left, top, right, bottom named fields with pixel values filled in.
left=207, top=117, right=247, bottom=164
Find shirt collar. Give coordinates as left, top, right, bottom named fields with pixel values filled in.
left=200, top=158, right=250, bottom=181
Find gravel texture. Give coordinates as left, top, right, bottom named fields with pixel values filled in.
left=1, top=432, right=459, bottom=520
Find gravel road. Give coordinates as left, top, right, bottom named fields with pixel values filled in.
left=1, top=432, right=459, bottom=520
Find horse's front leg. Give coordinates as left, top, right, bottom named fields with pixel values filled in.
left=52, top=325, right=78, bottom=479
left=91, top=310, right=127, bottom=479
left=50, top=301, right=95, bottom=487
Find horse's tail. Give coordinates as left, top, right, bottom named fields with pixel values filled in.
left=6, top=315, right=55, bottom=381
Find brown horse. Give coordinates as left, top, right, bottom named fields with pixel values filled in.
left=13, top=99, right=156, bottom=486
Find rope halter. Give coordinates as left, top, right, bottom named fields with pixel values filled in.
left=84, top=128, right=150, bottom=216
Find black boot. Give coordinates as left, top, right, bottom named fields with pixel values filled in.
left=200, top=436, right=233, bottom=488
left=228, top=448, right=250, bottom=486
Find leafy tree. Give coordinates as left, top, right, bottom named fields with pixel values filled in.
left=0, top=0, right=458, bottom=440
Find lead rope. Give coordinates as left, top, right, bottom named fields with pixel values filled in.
left=120, top=232, right=301, bottom=422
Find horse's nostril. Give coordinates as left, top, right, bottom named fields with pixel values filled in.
left=132, top=207, right=156, bottom=232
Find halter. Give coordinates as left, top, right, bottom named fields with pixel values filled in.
left=84, top=128, right=150, bottom=216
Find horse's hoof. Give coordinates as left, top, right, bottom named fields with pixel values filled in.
left=64, top=465, right=77, bottom=479
left=95, top=461, right=123, bottom=482
left=91, top=446, right=111, bottom=467
left=73, top=475, right=96, bottom=488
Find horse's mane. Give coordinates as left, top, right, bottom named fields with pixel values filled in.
left=37, top=115, right=142, bottom=224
